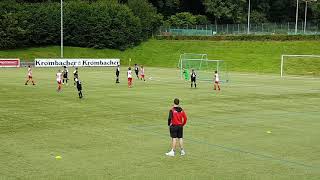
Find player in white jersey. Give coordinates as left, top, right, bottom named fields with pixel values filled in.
left=140, top=65, right=145, bottom=81
left=127, top=67, right=133, bottom=88
left=56, top=69, right=63, bottom=92
left=214, top=70, right=220, bottom=91
left=25, top=65, right=35, bottom=85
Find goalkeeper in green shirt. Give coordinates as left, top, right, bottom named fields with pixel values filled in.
left=182, top=68, right=190, bottom=81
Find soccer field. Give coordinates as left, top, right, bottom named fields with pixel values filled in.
left=0, top=67, right=319, bottom=180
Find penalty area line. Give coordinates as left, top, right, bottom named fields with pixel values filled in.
left=128, top=125, right=319, bottom=170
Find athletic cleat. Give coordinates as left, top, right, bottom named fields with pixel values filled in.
left=165, top=151, right=175, bottom=157
left=180, top=150, right=186, bottom=156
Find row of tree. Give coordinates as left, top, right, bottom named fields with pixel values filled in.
left=147, top=0, right=320, bottom=24
left=15, top=0, right=320, bottom=24
left=1, top=0, right=319, bottom=50
left=0, top=0, right=162, bottom=50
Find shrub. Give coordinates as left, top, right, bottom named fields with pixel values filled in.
left=0, top=0, right=143, bottom=50
left=155, top=34, right=320, bottom=41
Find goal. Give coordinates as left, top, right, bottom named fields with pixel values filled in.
left=281, top=55, right=320, bottom=77
left=178, top=53, right=229, bottom=82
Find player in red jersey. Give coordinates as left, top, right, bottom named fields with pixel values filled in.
left=140, top=65, right=145, bottom=81
left=56, top=69, right=63, bottom=92
left=127, top=67, right=133, bottom=88
left=165, top=98, right=188, bottom=157
left=214, top=70, right=221, bottom=91
left=25, top=65, right=35, bottom=85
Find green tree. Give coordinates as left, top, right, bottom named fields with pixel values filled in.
left=127, top=0, right=163, bottom=39
left=250, top=10, right=268, bottom=23
left=203, top=0, right=246, bottom=24
left=165, top=12, right=197, bottom=27
left=148, top=0, right=180, bottom=17
left=195, top=15, right=210, bottom=25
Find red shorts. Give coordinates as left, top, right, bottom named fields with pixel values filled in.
left=28, top=76, right=32, bottom=79
left=57, top=80, right=62, bottom=84
left=141, top=75, right=145, bottom=78
left=128, top=78, right=132, bottom=82
left=215, top=81, right=219, bottom=84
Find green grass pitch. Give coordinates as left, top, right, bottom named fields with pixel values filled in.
left=0, top=67, right=320, bottom=179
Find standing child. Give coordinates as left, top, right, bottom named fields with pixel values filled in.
left=73, top=67, right=79, bottom=86
left=127, top=67, right=133, bottom=88
left=140, top=65, right=145, bottom=81
left=62, top=66, right=69, bottom=85
left=115, top=65, right=120, bottom=83
left=182, top=68, right=190, bottom=81
left=190, top=69, right=196, bottom=88
left=134, top=64, right=139, bottom=79
left=75, top=78, right=83, bottom=98
left=214, top=70, right=221, bottom=91
left=56, top=69, right=63, bottom=92
left=25, top=65, right=35, bottom=85
left=165, top=98, right=188, bottom=157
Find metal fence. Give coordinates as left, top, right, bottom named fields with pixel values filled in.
left=158, top=22, right=320, bottom=36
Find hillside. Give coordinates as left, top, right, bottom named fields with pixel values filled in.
left=1, top=39, right=320, bottom=73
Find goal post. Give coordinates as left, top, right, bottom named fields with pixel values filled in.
left=178, top=53, right=229, bottom=82
left=281, top=55, right=320, bottom=78
left=178, top=53, right=208, bottom=79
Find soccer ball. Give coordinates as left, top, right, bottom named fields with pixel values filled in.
left=149, top=77, right=153, bottom=80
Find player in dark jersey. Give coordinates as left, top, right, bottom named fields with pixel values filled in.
left=75, top=78, right=83, bottom=98
left=116, top=65, right=120, bottom=83
left=190, top=69, right=196, bottom=88
left=73, top=67, right=79, bottom=86
left=134, top=64, right=139, bottom=79
left=62, top=66, right=69, bottom=85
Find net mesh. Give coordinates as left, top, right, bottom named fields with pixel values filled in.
left=179, top=53, right=229, bottom=82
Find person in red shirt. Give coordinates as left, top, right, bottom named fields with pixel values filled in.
left=165, top=98, right=187, bottom=157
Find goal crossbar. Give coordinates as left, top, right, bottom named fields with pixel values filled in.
left=180, top=59, right=224, bottom=62
left=281, top=54, right=320, bottom=77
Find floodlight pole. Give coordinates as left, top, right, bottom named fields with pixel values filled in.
left=247, top=0, right=251, bottom=34
left=295, top=0, right=299, bottom=34
left=304, top=0, right=318, bottom=34
left=61, top=0, right=64, bottom=58
left=304, top=1, right=308, bottom=34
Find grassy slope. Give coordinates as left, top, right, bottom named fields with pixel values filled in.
left=0, top=68, right=319, bottom=179
left=1, top=39, right=320, bottom=73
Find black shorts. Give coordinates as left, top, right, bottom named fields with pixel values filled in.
left=63, top=73, right=68, bottom=78
left=116, top=72, right=119, bottom=77
left=191, top=77, right=196, bottom=82
left=170, top=125, right=183, bottom=138
left=135, top=70, right=139, bottom=75
left=77, top=85, right=82, bottom=91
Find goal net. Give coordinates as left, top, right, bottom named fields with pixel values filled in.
left=281, top=55, right=320, bottom=77
left=178, top=53, right=229, bottom=82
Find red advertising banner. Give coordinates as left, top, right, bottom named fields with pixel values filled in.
left=0, top=59, right=20, bottom=67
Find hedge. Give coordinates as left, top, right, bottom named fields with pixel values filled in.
left=0, top=0, right=161, bottom=50
left=155, top=34, right=320, bottom=41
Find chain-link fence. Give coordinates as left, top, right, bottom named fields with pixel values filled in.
left=158, top=22, right=320, bottom=36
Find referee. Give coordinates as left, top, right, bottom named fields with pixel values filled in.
left=165, top=98, right=188, bottom=157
